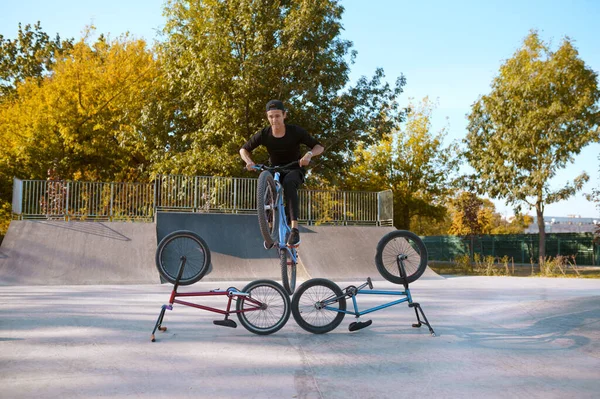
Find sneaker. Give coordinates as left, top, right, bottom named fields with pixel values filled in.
left=287, top=228, right=300, bottom=246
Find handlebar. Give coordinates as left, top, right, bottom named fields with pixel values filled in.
left=250, top=161, right=300, bottom=172
left=356, top=277, right=373, bottom=291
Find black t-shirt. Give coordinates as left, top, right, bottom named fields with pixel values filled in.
left=242, top=124, right=320, bottom=166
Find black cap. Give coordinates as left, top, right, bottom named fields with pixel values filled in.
left=266, top=100, right=285, bottom=112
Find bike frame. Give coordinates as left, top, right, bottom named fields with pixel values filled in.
left=161, top=257, right=265, bottom=316
left=322, top=287, right=414, bottom=317
left=323, top=258, right=417, bottom=318
left=164, top=287, right=264, bottom=316
left=271, top=170, right=298, bottom=263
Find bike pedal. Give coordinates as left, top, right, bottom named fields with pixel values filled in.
left=213, top=319, right=237, bottom=328
left=348, top=319, right=372, bottom=332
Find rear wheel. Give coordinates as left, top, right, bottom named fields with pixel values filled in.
left=155, top=231, right=211, bottom=285
left=257, top=171, right=278, bottom=246
left=375, top=230, right=428, bottom=284
left=236, top=280, right=291, bottom=335
left=291, top=278, right=346, bottom=334
left=280, top=247, right=297, bottom=295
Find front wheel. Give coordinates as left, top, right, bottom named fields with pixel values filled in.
left=257, top=171, right=278, bottom=246
left=155, top=230, right=211, bottom=285
left=375, top=230, right=428, bottom=284
left=280, top=247, right=297, bottom=295
left=236, top=280, right=291, bottom=335
left=291, top=278, right=346, bottom=334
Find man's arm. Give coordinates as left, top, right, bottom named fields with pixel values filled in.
left=299, top=144, right=324, bottom=167
left=240, top=130, right=263, bottom=170
left=239, top=148, right=256, bottom=171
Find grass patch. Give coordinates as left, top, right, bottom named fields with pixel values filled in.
left=429, top=254, right=600, bottom=278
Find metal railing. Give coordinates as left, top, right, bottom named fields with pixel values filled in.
left=12, top=175, right=394, bottom=225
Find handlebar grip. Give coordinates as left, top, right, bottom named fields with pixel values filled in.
left=243, top=164, right=263, bottom=172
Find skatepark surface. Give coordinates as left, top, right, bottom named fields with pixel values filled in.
left=1, top=277, right=599, bottom=398
left=1, top=215, right=599, bottom=398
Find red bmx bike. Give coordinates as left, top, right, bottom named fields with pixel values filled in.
left=151, top=230, right=291, bottom=341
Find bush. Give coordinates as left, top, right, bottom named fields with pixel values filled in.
left=539, top=255, right=579, bottom=277
left=453, top=254, right=473, bottom=274
left=473, top=254, right=513, bottom=276
left=0, top=201, right=11, bottom=245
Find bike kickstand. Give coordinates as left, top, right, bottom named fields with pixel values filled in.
left=409, top=303, right=436, bottom=337
left=151, top=304, right=172, bottom=342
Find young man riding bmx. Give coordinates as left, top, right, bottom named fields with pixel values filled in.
left=240, top=100, right=324, bottom=246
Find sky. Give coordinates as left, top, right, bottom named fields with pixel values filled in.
left=1, top=0, right=599, bottom=219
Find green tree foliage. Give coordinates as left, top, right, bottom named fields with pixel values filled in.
left=344, top=97, right=457, bottom=231
left=464, top=31, right=600, bottom=261
left=592, top=155, right=600, bottom=242
left=0, top=22, right=73, bottom=99
left=0, top=30, right=160, bottom=195
left=154, top=0, right=406, bottom=181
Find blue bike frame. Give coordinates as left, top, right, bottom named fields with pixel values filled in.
left=272, top=170, right=298, bottom=262
left=324, top=288, right=414, bottom=317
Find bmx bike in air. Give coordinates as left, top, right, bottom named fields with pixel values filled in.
left=291, top=230, right=436, bottom=336
left=150, top=230, right=291, bottom=341
left=253, top=161, right=301, bottom=295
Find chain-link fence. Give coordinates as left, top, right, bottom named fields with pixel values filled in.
left=423, top=233, right=599, bottom=266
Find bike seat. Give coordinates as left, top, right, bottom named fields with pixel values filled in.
left=213, top=319, right=237, bottom=328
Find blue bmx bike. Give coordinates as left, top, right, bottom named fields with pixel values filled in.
left=254, top=161, right=300, bottom=295
left=291, top=230, right=436, bottom=336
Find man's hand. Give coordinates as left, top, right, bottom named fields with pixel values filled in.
left=245, top=162, right=256, bottom=171
left=299, top=151, right=312, bottom=167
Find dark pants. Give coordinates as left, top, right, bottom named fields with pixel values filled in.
left=280, top=169, right=304, bottom=223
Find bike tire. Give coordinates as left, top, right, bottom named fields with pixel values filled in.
left=257, top=171, right=279, bottom=246
left=236, top=279, right=291, bottom=335
left=291, top=278, right=346, bottom=334
left=155, top=230, right=211, bottom=285
left=280, top=247, right=297, bottom=295
left=375, top=230, right=428, bottom=284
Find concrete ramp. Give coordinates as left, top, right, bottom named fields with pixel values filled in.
left=297, top=225, right=393, bottom=280
left=0, top=214, right=442, bottom=285
left=156, top=212, right=289, bottom=281
left=297, top=225, right=443, bottom=281
left=0, top=220, right=157, bottom=285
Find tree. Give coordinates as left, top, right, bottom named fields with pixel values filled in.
left=465, top=31, right=600, bottom=262
left=449, top=192, right=532, bottom=235
left=344, top=97, right=457, bottom=230
left=448, top=191, right=533, bottom=261
left=153, top=0, right=406, bottom=181
left=410, top=213, right=453, bottom=236
left=0, top=30, right=161, bottom=191
left=0, top=22, right=73, bottom=99
left=448, top=191, right=485, bottom=236
left=590, top=154, right=600, bottom=242
left=491, top=213, right=534, bottom=235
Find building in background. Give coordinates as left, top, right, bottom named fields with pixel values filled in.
left=525, top=215, right=599, bottom=234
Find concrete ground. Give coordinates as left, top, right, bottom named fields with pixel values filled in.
left=1, top=276, right=599, bottom=399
